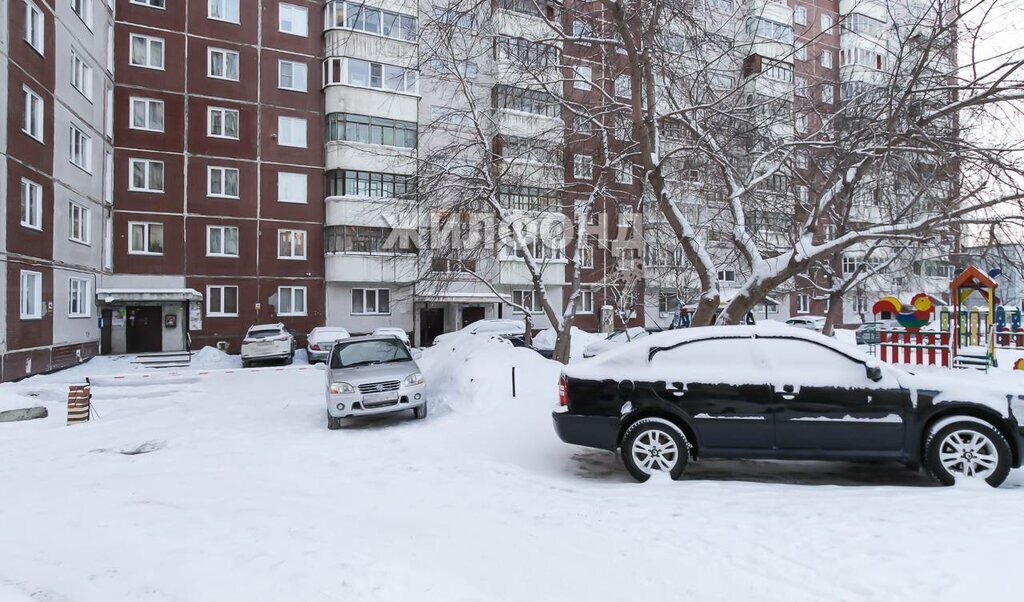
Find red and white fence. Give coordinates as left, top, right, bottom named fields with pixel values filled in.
left=877, top=330, right=951, bottom=367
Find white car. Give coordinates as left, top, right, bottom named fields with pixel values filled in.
left=786, top=316, right=827, bottom=331
left=582, top=327, right=651, bottom=358
left=432, top=319, right=526, bottom=347
left=241, top=323, right=295, bottom=367
left=372, top=327, right=411, bottom=347
left=306, top=326, right=351, bottom=363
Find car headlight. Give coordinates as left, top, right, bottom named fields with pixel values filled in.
left=403, top=373, right=424, bottom=386
left=330, top=382, right=355, bottom=394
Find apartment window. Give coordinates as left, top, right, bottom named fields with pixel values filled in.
left=70, top=50, right=93, bottom=100
left=129, top=222, right=164, bottom=254
left=69, top=202, right=90, bottom=244
left=512, top=290, right=542, bottom=313
left=279, top=60, right=308, bottom=91
left=106, top=24, right=114, bottom=72
left=573, top=155, right=593, bottom=180
left=497, top=185, right=561, bottom=212
left=277, top=287, right=307, bottom=316
left=763, top=61, right=793, bottom=83
left=325, top=169, right=414, bottom=198
left=24, top=1, right=44, bottom=54
left=795, top=114, right=808, bottom=134
left=797, top=185, right=809, bottom=204
left=746, top=17, right=793, bottom=43
left=821, top=50, right=834, bottom=69
left=821, top=84, right=834, bottom=105
left=71, top=0, right=92, bottom=29
left=326, top=2, right=417, bottom=41
left=277, top=116, right=307, bottom=148
left=615, top=75, right=631, bottom=98
left=131, top=0, right=166, bottom=7
left=795, top=76, right=808, bottom=96
left=616, top=164, right=633, bottom=184
left=208, top=166, right=240, bottom=198
left=578, top=290, right=594, bottom=314
left=22, top=86, right=44, bottom=142
left=130, top=97, right=164, bottom=131
left=207, top=285, right=239, bottom=317
left=327, top=57, right=418, bottom=93
left=491, top=85, right=558, bottom=118
left=278, top=172, right=308, bottom=203
left=129, top=158, right=164, bottom=192
left=717, top=269, right=736, bottom=283
left=20, top=179, right=43, bottom=230
left=279, top=4, right=308, bottom=36
left=20, top=271, right=43, bottom=319
left=797, top=293, right=810, bottom=313
left=325, top=226, right=417, bottom=254
left=209, top=0, right=240, bottom=23
left=208, top=107, right=240, bottom=139
left=580, top=241, right=594, bottom=268
left=495, top=35, right=559, bottom=69
left=821, top=14, right=833, bottom=33
left=351, top=288, right=390, bottom=315
left=69, top=125, right=92, bottom=172
left=207, top=225, right=239, bottom=257
left=130, top=34, right=165, bottom=70
left=278, top=229, right=307, bottom=259
left=325, top=113, right=417, bottom=148
left=208, top=48, right=240, bottom=81
left=793, top=6, right=807, bottom=26
left=795, top=46, right=807, bottom=61
left=573, top=65, right=592, bottom=90
left=572, top=19, right=592, bottom=44
left=68, top=278, right=91, bottom=317
left=618, top=204, right=634, bottom=227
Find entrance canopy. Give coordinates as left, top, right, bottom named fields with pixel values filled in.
left=96, top=288, right=203, bottom=304
left=415, top=291, right=510, bottom=304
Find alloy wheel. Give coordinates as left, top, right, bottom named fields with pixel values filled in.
left=938, top=429, right=999, bottom=479
left=630, top=429, right=680, bottom=474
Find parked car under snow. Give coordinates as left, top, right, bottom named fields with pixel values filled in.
left=240, top=323, right=295, bottom=367
left=554, top=326, right=1024, bottom=487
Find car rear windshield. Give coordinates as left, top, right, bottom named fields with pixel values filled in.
left=330, top=339, right=412, bottom=369
left=247, top=328, right=283, bottom=340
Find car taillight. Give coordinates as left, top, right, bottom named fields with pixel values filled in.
left=558, top=374, right=568, bottom=407
left=310, top=343, right=320, bottom=350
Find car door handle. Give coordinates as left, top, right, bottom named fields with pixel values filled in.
left=780, top=393, right=796, bottom=400
left=665, top=382, right=687, bottom=396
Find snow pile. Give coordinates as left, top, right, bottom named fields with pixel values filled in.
left=532, top=327, right=607, bottom=360
left=190, top=346, right=242, bottom=370
left=833, top=328, right=858, bottom=348
left=418, top=332, right=562, bottom=415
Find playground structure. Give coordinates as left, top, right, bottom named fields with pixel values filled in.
left=872, top=266, right=1022, bottom=370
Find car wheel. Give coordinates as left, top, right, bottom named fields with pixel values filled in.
left=924, top=418, right=1011, bottom=487
left=327, top=414, right=342, bottom=430
left=241, top=360, right=249, bottom=368
left=620, top=418, right=689, bottom=483
left=285, top=354, right=293, bottom=366
left=413, top=402, right=428, bottom=420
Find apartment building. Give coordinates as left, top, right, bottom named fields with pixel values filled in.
left=2, top=0, right=115, bottom=380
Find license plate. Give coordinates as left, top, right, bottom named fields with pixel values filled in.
left=258, top=341, right=275, bottom=348
left=363, top=392, right=399, bottom=404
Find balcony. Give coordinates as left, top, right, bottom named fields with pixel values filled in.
left=326, top=253, right=419, bottom=284
left=325, top=196, right=418, bottom=229
left=324, top=85, right=419, bottom=122
left=325, top=141, right=416, bottom=173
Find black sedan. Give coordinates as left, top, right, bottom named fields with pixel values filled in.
left=553, top=326, right=1024, bottom=486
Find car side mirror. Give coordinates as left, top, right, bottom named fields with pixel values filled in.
left=865, top=363, right=883, bottom=382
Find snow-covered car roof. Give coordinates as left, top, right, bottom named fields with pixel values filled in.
left=247, top=323, right=287, bottom=332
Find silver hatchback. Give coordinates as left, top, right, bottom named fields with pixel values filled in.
left=324, top=336, right=427, bottom=429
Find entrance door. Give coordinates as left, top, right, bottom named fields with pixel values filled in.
left=461, top=306, right=485, bottom=328
left=126, top=306, right=163, bottom=353
left=100, top=310, right=113, bottom=355
left=420, top=308, right=445, bottom=347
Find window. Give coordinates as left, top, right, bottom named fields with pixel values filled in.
left=69, top=125, right=92, bottom=172
left=573, top=155, right=593, bottom=180
left=24, top=1, right=44, bottom=54
left=351, top=288, right=390, bottom=315
left=717, top=269, right=736, bottom=282
left=578, top=290, right=594, bottom=314
left=573, top=65, right=592, bottom=90
left=208, top=0, right=240, bottom=23
left=497, top=185, right=561, bottom=212
left=20, top=271, right=43, bottom=319
left=208, top=48, right=240, bottom=81
left=68, top=277, right=91, bottom=317
left=659, top=291, right=679, bottom=315
left=495, top=36, right=559, bottom=69
left=795, top=46, right=807, bottom=61
left=207, top=285, right=239, bottom=317
left=278, top=172, right=308, bottom=203
left=491, top=85, right=558, bottom=118
left=208, top=107, right=240, bottom=139
left=20, top=179, right=43, bottom=230
left=130, top=34, right=165, bottom=69
left=821, top=14, right=833, bottom=33
left=130, top=97, right=164, bottom=131
left=325, top=170, right=414, bottom=198
left=325, top=226, right=418, bottom=254
left=618, top=204, right=634, bottom=227
left=821, top=84, right=834, bottom=105
left=324, top=57, right=418, bottom=93
left=797, top=293, right=810, bottom=313
left=580, top=241, right=594, bottom=268
left=278, top=60, right=308, bottom=91
left=797, top=185, right=809, bottom=204
left=207, top=225, right=239, bottom=257
left=22, top=86, right=44, bottom=142
left=615, top=75, right=631, bottom=98
left=843, top=12, right=887, bottom=37
left=129, top=222, right=164, bottom=254
left=277, top=116, right=307, bottom=147
left=795, top=76, right=808, bottom=96
left=795, top=114, right=808, bottom=134
left=428, top=58, right=478, bottom=79
left=326, top=2, right=418, bottom=41
left=207, top=166, right=240, bottom=198
left=278, top=229, right=306, bottom=259
left=512, top=290, right=542, bottom=313
left=821, top=50, right=834, bottom=69
left=131, top=0, right=166, bottom=7
left=277, top=286, right=307, bottom=316
left=69, top=202, right=90, bottom=244
left=763, top=61, right=793, bottom=83
left=616, top=164, right=633, bottom=184
left=70, top=50, right=93, bottom=100
left=71, top=0, right=92, bottom=29
left=325, top=113, right=417, bottom=148
left=793, top=6, right=807, bottom=26
left=279, top=4, right=308, bottom=36
left=129, top=158, right=164, bottom=192
left=746, top=17, right=793, bottom=43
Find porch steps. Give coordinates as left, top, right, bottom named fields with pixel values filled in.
left=131, top=351, right=193, bottom=369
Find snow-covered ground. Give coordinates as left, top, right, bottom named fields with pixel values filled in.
left=1, top=339, right=1023, bottom=601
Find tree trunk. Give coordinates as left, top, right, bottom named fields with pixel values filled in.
left=821, top=293, right=845, bottom=336
left=552, top=328, right=572, bottom=364
left=523, top=314, right=533, bottom=347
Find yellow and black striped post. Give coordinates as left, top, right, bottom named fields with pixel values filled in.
left=67, top=384, right=91, bottom=425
